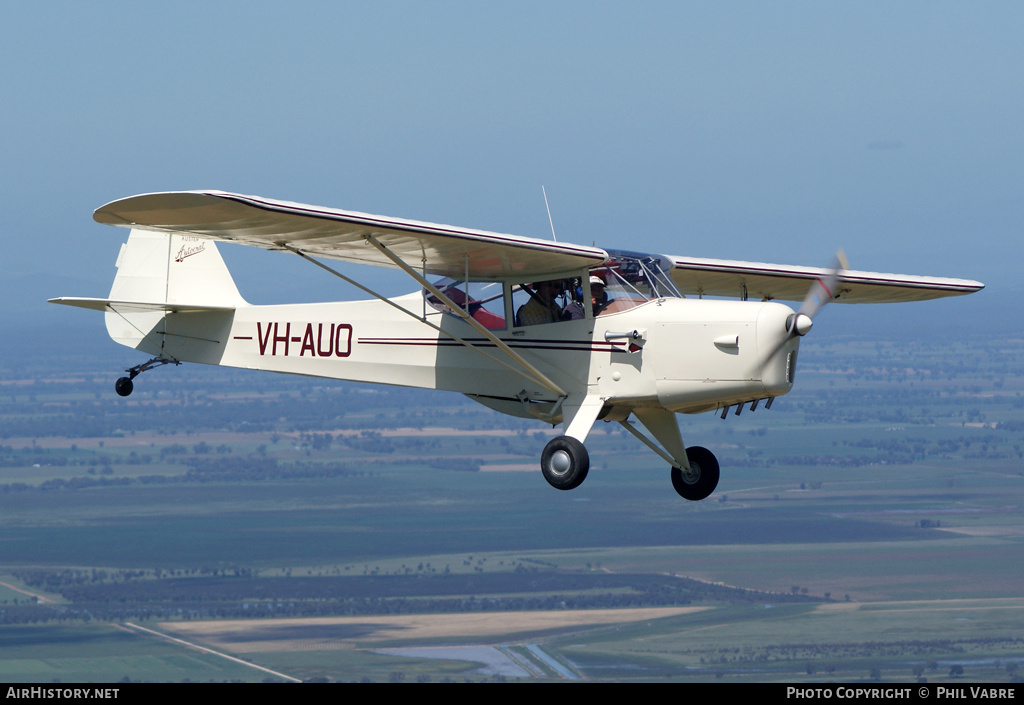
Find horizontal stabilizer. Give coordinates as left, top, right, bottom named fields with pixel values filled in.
left=48, top=297, right=237, bottom=313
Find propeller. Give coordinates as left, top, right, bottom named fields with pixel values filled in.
left=765, top=250, right=849, bottom=367
left=785, top=249, right=849, bottom=338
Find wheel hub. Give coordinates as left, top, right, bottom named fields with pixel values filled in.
left=680, top=462, right=701, bottom=485
left=549, top=449, right=572, bottom=476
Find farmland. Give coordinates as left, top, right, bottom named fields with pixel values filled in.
left=0, top=324, right=1022, bottom=682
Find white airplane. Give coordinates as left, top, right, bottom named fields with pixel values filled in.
left=51, top=191, right=983, bottom=500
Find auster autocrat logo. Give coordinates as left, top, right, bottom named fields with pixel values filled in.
left=174, top=236, right=206, bottom=262
left=255, top=322, right=352, bottom=357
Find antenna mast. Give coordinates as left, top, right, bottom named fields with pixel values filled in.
left=542, top=186, right=557, bottom=242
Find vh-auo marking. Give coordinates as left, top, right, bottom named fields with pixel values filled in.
left=234, top=322, right=353, bottom=357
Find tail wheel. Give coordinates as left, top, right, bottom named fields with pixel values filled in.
left=112, top=357, right=180, bottom=397
left=114, top=377, right=134, bottom=397
left=541, top=436, right=590, bottom=490
left=671, top=446, right=719, bottom=501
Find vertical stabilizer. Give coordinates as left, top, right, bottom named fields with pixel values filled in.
left=107, top=229, right=245, bottom=307
left=104, top=230, right=245, bottom=353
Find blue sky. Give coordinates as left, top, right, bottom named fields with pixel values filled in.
left=2, top=2, right=1019, bottom=334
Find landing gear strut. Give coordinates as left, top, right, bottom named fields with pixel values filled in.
left=671, top=446, right=720, bottom=501
left=538, top=406, right=722, bottom=501
left=114, top=357, right=179, bottom=397
left=540, top=435, right=590, bottom=490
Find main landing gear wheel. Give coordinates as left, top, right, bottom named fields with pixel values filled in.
left=541, top=435, right=590, bottom=490
left=114, top=377, right=134, bottom=397
left=671, top=446, right=720, bottom=501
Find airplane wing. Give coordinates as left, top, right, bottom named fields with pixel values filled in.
left=668, top=256, right=984, bottom=304
left=94, top=191, right=607, bottom=280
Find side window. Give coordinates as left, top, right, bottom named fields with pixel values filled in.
left=512, top=278, right=586, bottom=327
left=589, top=265, right=647, bottom=316
left=425, top=279, right=506, bottom=330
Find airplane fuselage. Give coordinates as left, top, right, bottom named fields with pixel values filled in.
left=121, top=292, right=799, bottom=424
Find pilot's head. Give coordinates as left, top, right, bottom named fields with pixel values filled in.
left=537, top=280, right=562, bottom=300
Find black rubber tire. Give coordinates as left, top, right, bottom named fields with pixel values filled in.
left=540, top=436, right=590, bottom=490
left=114, top=377, right=134, bottom=397
left=671, top=446, right=720, bottom=501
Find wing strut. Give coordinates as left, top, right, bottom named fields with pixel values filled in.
left=362, top=234, right=568, bottom=398
left=286, top=244, right=567, bottom=399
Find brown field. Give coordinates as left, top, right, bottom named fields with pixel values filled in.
left=161, top=607, right=708, bottom=653
left=480, top=463, right=536, bottom=472
left=2, top=431, right=261, bottom=450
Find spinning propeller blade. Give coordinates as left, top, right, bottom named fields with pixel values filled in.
left=789, top=249, right=849, bottom=333
left=770, top=250, right=849, bottom=362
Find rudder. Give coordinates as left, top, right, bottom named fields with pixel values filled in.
left=107, top=229, right=245, bottom=307
left=104, top=230, right=245, bottom=354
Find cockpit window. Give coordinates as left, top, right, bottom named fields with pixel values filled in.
left=425, top=279, right=506, bottom=330
left=424, top=252, right=679, bottom=327
left=511, top=277, right=586, bottom=327
left=589, top=251, right=681, bottom=316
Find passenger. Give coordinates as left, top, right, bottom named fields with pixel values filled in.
left=517, top=279, right=565, bottom=326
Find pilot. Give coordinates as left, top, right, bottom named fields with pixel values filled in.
left=590, top=275, right=609, bottom=316
left=517, top=279, right=566, bottom=326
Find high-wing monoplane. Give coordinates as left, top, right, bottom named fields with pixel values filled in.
left=51, top=191, right=983, bottom=500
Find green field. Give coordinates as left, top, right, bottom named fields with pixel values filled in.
left=0, top=327, right=1022, bottom=682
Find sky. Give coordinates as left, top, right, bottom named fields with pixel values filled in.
left=1, top=2, right=1020, bottom=340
